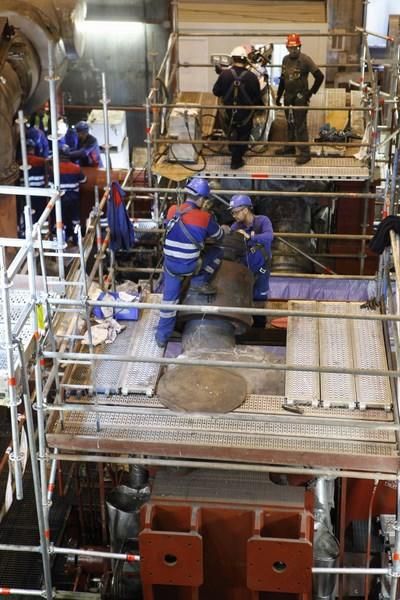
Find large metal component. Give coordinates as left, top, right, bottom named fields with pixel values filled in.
left=0, top=0, right=86, bottom=185
left=157, top=260, right=253, bottom=413
left=139, top=469, right=314, bottom=599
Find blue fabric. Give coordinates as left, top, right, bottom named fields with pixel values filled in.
left=269, top=276, right=372, bottom=301
left=26, top=127, right=49, bottom=158
left=156, top=245, right=223, bottom=344
left=106, top=181, right=135, bottom=251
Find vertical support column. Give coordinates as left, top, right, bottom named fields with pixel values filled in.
left=17, top=110, right=32, bottom=214
left=390, top=476, right=400, bottom=599
left=47, top=40, right=65, bottom=282
left=24, top=205, right=51, bottom=544
left=94, top=186, right=104, bottom=289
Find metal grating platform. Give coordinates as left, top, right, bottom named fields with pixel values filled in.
left=155, top=154, right=369, bottom=181
left=65, top=294, right=163, bottom=396
left=47, top=389, right=398, bottom=473
left=286, top=301, right=392, bottom=409
left=0, top=289, right=36, bottom=396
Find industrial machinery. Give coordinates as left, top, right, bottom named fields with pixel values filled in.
left=1, top=1, right=400, bottom=599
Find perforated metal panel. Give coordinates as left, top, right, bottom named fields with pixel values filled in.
left=286, top=301, right=320, bottom=405
left=319, top=302, right=356, bottom=409
left=49, top=410, right=397, bottom=458
left=193, top=155, right=369, bottom=180
left=0, top=289, right=36, bottom=394
left=349, top=304, right=392, bottom=410
left=71, top=294, right=164, bottom=395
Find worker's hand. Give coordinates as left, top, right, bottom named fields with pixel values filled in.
left=275, top=97, right=282, bottom=107
left=237, top=229, right=250, bottom=240
left=221, top=224, right=231, bottom=234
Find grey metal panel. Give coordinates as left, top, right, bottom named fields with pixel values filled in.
left=92, top=294, right=163, bottom=395
left=158, top=155, right=369, bottom=181
left=349, top=303, right=392, bottom=410
left=319, top=302, right=356, bottom=409
left=49, top=409, right=397, bottom=457
left=285, top=300, right=320, bottom=405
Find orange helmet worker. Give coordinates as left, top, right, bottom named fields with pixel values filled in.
left=275, top=33, right=324, bottom=165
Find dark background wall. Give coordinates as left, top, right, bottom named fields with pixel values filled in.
left=61, top=0, right=170, bottom=150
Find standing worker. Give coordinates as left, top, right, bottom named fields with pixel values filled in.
left=275, top=34, right=324, bottom=165
left=155, top=178, right=224, bottom=348
left=226, top=194, right=273, bottom=327
left=68, top=120, right=103, bottom=168
left=51, top=143, right=87, bottom=244
left=18, top=138, right=48, bottom=234
left=212, top=46, right=262, bottom=170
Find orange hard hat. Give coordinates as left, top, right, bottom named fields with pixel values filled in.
left=286, top=33, right=302, bottom=47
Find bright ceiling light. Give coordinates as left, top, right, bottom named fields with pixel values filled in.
left=80, top=20, right=144, bottom=35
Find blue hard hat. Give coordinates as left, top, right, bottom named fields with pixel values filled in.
left=75, top=120, right=89, bottom=132
left=184, top=177, right=210, bottom=198
left=229, top=194, right=253, bottom=211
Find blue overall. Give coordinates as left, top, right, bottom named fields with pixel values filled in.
left=156, top=200, right=224, bottom=345
left=231, top=214, right=273, bottom=300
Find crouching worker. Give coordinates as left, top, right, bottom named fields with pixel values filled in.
left=227, top=194, right=273, bottom=327
left=155, top=178, right=224, bottom=348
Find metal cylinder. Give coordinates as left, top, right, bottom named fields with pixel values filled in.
left=178, top=260, right=253, bottom=334
left=106, top=485, right=142, bottom=553
left=182, top=319, right=236, bottom=353
left=312, top=477, right=339, bottom=600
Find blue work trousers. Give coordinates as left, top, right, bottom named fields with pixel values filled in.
left=156, top=246, right=223, bottom=344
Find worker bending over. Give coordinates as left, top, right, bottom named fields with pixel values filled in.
left=68, top=121, right=103, bottom=168
left=225, top=194, right=273, bottom=326
left=213, top=46, right=262, bottom=170
left=155, top=178, right=224, bottom=348
left=275, top=34, right=324, bottom=165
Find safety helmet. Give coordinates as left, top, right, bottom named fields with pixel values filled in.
left=75, top=120, right=89, bottom=132
left=184, top=177, right=210, bottom=198
left=286, top=33, right=302, bottom=47
left=229, top=194, right=252, bottom=211
left=230, top=46, right=248, bottom=60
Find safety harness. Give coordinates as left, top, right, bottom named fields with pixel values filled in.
left=223, top=68, right=254, bottom=127
left=164, top=205, right=203, bottom=278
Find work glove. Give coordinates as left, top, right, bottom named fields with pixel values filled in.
left=275, top=97, right=282, bottom=107
left=237, top=229, right=251, bottom=240
left=221, top=224, right=231, bottom=234
left=215, top=64, right=223, bottom=75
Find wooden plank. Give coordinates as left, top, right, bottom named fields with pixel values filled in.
left=178, top=1, right=327, bottom=24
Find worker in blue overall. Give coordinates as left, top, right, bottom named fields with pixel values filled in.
left=227, top=194, right=273, bottom=327
left=49, top=143, right=87, bottom=243
left=68, top=121, right=103, bottom=168
left=18, top=139, right=48, bottom=235
left=155, top=178, right=224, bottom=348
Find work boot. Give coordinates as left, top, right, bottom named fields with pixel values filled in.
left=230, top=158, right=245, bottom=170
left=295, top=154, right=311, bottom=165
left=155, top=335, right=167, bottom=348
left=190, top=282, right=217, bottom=295
left=274, top=147, right=295, bottom=156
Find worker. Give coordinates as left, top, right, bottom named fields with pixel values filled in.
left=212, top=46, right=262, bottom=170
left=225, top=194, right=273, bottom=327
left=155, top=177, right=224, bottom=348
left=18, top=138, right=48, bottom=234
left=50, top=143, right=87, bottom=243
left=275, top=34, right=324, bottom=165
left=26, top=125, right=50, bottom=158
left=68, top=120, right=103, bottom=168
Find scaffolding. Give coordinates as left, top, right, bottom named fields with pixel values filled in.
left=0, top=16, right=399, bottom=600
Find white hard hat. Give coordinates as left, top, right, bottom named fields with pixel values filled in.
left=230, top=46, right=247, bottom=59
